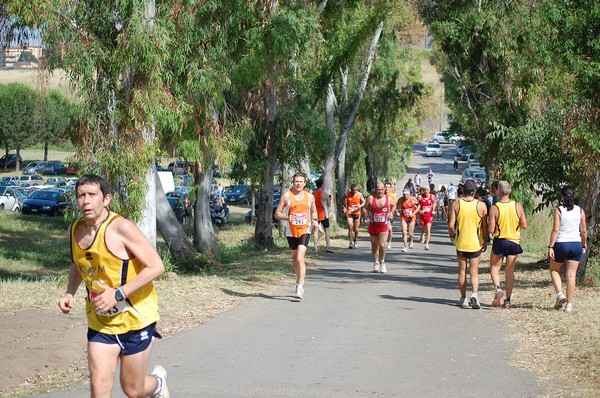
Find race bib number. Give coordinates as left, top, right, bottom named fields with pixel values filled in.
left=348, top=205, right=358, bottom=212
left=403, top=208, right=413, bottom=217
left=373, top=212, right=386, bottom=223
left=291, top=213, right=307, bottom=225
left=422, top=206, right=431, bottom=213
left=90, top=290, right=128, bottom=317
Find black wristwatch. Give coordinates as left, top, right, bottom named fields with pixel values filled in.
left=115, top=287, right=126, bottom=302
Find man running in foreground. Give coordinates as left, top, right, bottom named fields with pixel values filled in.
left=59, top=174, right=169, bottom=398
left=275, top=172, right=319, bottom=299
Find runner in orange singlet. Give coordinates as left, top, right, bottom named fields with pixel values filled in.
left=275, top=173, right=319, bottom=300
left=344, top=184, right=366, bottom=249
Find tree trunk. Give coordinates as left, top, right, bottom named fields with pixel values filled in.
left=323, top=82, right=337, bottom=222
left=155, top=175, right=197, bottom=262
left=577, top=169, right=600, bottom=276
left=334, top=20, right=384, bottom=211
left=193, top=160, right=218, bottom=254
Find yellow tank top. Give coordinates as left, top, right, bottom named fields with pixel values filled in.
left=455, top=199, right=484, bottom=252
left=494, top=200, right=521, bottom=243
left=70, top=212, right=159, bottom=334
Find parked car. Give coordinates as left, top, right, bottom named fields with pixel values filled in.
left=40, top=161, right=68, bottom=175
left=166, top=196, right=186, bottom=223
left=245, top=191, right=281, bottom=223
left=425, top=142, right=443, bottom=157
left=0, top=186, right=21, bottom=212
left=22, top=161, right=50, bottom=175
left=432, top=131, right=464, bottom=144
left=0, top=176, right=19, bottom=184
left=456, top=142, right=465, bottom=157
left=13, top=186, right=35, bottom=197
left=21, top=188, right=70, bottom=216
left=225, top=184, right=250, bottom=205
left=167, top=160, right=187, bottom=175
left=18, top=174, right=45, bottom=187
left=460, top=146, right=473, bottom=161
left=0, top=153, right=22, bottom=168
left=460, top=167, right=488, bottom=184
left=166, top=190, right=192, bottom=216
left=46, top=176, right=68, bottom=187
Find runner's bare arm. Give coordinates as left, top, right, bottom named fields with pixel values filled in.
left=274, top=192, right=290, bottom=221
left=59, top=262, right=83, bottom=314
left=517, top=203, right=528, bottom=230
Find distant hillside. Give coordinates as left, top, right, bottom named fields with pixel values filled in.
left=0, top=69, right=76, bottom=100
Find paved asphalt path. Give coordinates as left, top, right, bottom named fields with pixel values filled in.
left=34, top=142, right=544, bottom=397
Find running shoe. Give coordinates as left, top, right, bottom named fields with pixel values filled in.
left=326, top=246, right=335, bottom=253
left=380, top=261, right=387, bottom=274
left=348, top=244, right=354, bottom=249
left=492, top=288, right=503, bottom=307
left=313, top=245, right=318, bottom=252
left=402, top=247, right=408, bottom=252
left=459, top=297, right=470, bottom=308
left=565, top=303, right=573, bottom=313
left=554, top=292, right=567, bottom=310
left=503, top=299, right=512, bottom=309
left=409, top=241, right=414, bottom=249
left=425, top=243, right=430, bottom=250
left=470, top=294, right=481, bottom=309
left=353, top=239, right=358, bottom=248
left=151, top=365, right=170, bottom=398
left=386, top=242, right=391, bottom=250
left=372, top=262, right=380, bottom=273
left=295, top=286, right=304, bottom=300
left=420, top=235, right=425, bottom=243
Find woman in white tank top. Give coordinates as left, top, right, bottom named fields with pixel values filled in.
left=547, top=186, right=588, bottom=312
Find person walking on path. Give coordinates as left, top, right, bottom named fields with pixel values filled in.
left=488, top=181, right=528, bottom=309
left=385, top=181, right=398, bottom=250
left=548, top=185, right=588, bottom=312
left=396, top=188, right=420, bottom=252
left=436, top=185, right=448, bottom=221
left=453, top=155, right=459, bottom=171
left=363, top=182, right=396, bottom=273
left=403, top=178, right=416, bottom=195
left=417, top=185, right=434, bottom=250
left=58, top=174, right=169, bottom=398
left=448, top=179, right=488, bottom=309
left=427, top=168, right=435, bottom=185
left=414, top=172, right=421, bottom=189
left=343, top=184, right=366, bottom=249
left=275, top=172, right=319, bottom=300
left=312, top=178, right=334, bottom=253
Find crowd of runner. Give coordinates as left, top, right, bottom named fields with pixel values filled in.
left=271, top=165, right=586, bottom=315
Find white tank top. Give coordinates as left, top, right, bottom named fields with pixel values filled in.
left=556, top=205, right=582, bottom=243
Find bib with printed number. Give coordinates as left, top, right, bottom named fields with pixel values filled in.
left=90, top=290, right=128, bottom=317
left=373, top=213, right=386, bottom=223
left=291, top=213, right=307, bottom=226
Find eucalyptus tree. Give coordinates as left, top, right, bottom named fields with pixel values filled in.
left=315, top=0, right=416, bottom=212
left=0, top=83, right=37, bottom=170
left=34, top=90, right=78, bottom=160
left=10, top=0, right=198, bottom=261
left=417, top=0, right=600, bottom=268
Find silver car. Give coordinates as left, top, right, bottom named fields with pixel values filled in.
left=425, top=142, right=443, bottom=157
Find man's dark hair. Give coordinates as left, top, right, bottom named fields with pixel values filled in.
left=76, top=174, right=111, bottom=196
left=315, top=178, right=324, bottom=188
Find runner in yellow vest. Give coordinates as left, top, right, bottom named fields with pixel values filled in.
left=448, top=179, right=488, bottom=309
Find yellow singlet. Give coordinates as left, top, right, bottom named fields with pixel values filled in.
left=455, top=199, right=484, bottom=252
left=494, top=200, right=521, bottom=243
left=70, top=212, right=159, bottom=334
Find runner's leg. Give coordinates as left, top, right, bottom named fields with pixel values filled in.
left=119, top=342, right=159, bottom=397
left=88, top=342, right=120, bottom=398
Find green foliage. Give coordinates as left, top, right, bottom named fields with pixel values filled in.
left=0, top=83, right=37, bottom=151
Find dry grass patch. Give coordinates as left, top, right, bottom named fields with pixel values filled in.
left=496, top=256, right=600, bottom=397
